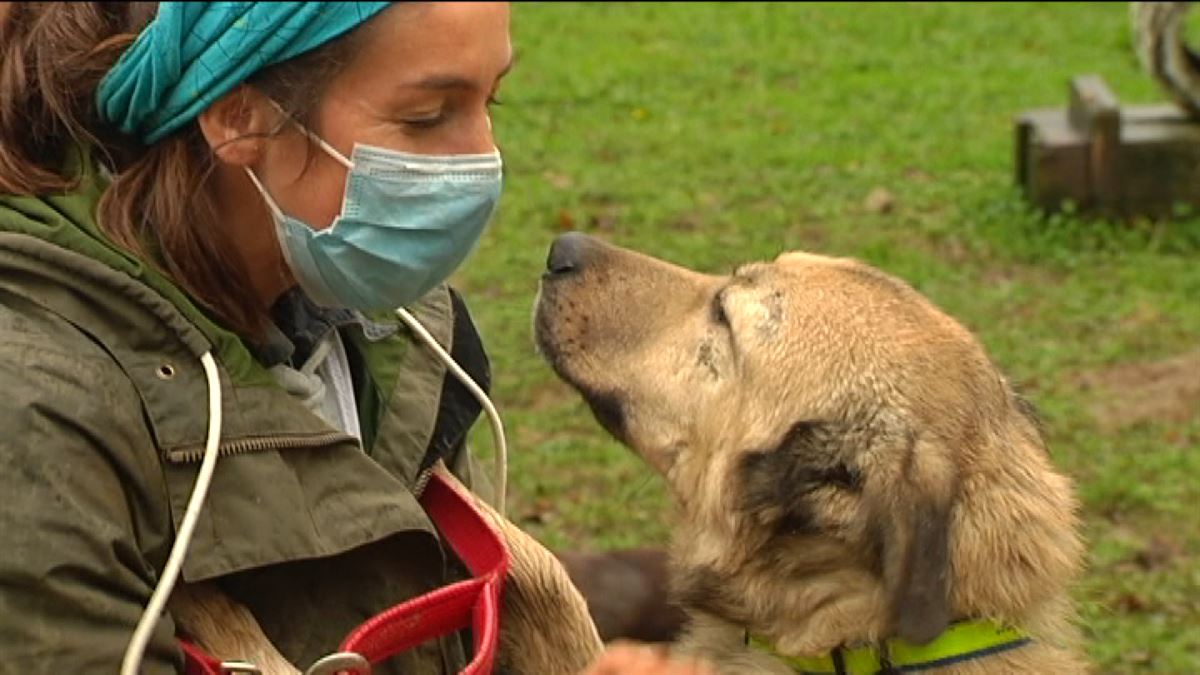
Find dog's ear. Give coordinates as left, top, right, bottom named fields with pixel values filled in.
left=737, top=421, right=863, bottom=535
left=878, top=496, right=952, bottom=644
left=870, top=436, right=955, bottom=645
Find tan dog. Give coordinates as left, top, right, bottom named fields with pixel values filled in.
left=533, top=233, right=1088, bottom=674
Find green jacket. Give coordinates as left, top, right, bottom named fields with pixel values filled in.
left=0, top=153, right=495, bottom=674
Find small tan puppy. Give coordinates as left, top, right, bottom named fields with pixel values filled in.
left=534, top=233, right=1088, bottom=674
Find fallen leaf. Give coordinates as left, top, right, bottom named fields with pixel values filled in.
left=904, top=166, right=933, bottom=182
left=557, top=209, right=576, bottom=231
left=588, top=212, right=618, bottom=232
left=864, top=187, right=896, bottom=214
left=1115, top=592, right=1150, bottom=613
left=544, top=171, right=573, bottom=190
left=1134, top=535, right=1182, bottom=571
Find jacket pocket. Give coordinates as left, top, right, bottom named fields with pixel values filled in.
left=162, top=437, right=437, bottom=582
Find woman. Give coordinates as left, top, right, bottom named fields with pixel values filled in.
left=0, top=2, right=711, bottom=673
left=0, top=2, right=513, bottom=672
left=0, top=2, right=720, bottom=667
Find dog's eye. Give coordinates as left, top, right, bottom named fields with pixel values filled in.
left=710, top=293, right=730, bottom=327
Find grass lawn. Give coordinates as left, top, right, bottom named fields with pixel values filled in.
left=454, top=3, right=1200, bottom=672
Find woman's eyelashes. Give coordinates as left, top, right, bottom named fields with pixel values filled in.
left=401, top=112, right=446, bottom=129
left=398, top=94, right=503, bottom=132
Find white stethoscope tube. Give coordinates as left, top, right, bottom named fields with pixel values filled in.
left=395, top=307, right=507, bottom=514
left=121, top=352, right=223, bottom=675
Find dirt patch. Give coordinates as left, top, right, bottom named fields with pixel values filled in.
left=1077, top=350, right=1200, bottom=431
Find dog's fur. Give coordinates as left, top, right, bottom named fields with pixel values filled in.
left=534, top=234, right=1088, bottom=674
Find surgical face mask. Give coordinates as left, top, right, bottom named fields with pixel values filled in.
left=245, top=132, right=502, bottom=311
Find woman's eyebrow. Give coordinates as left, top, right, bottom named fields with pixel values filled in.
left=404, top=55, right=515, bottom=92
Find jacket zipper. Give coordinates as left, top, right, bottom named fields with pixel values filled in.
left=412, top=466, right=435, bottom=498
left=167, top=433, right=438, bottom=498
left=165, top=431, right=353, bottom=464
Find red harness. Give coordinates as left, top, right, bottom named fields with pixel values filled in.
left=180, top=472, right=510, bottom=675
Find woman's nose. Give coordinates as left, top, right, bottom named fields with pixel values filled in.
left=463, top=108, right=497, bottom=154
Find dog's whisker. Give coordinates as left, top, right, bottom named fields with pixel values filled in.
left=621, top=474, right=657, bottom=504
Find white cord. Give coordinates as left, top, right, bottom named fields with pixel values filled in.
left=395, top=307, right=508, bottom=515
left=121, top=351, right=224, bottom=675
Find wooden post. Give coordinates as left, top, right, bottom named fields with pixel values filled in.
left=1068, top=75, right=1120, bottom=212
left=1015, top=74, right=1200, bottom=218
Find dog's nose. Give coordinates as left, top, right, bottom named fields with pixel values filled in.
left=545, top=231, right=594, bottom=276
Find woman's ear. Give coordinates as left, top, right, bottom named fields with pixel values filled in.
left=197, top=85, right=279, bottom=167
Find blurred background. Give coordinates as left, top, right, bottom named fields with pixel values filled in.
left=455, top=3, right=1200, bottom=672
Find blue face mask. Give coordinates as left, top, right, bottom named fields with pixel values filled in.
left=246, top=134, right=502, bottom=311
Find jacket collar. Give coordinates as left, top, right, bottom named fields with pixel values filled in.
left=0, top=146, right=271, bottom=386
left=252, top=286, right=398, bottom=368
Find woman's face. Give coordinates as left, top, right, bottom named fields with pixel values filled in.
left=256, top=2, right=512, bottom=230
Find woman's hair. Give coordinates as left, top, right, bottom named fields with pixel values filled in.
left=0, top=2, right=364, bottom=338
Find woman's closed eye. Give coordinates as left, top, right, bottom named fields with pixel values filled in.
left=401, top=111, right=446, bottom=129
left=397, top=94, right=502, bottom=132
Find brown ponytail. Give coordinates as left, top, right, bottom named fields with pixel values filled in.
left=0, top=3, right=142, bottom=193
left=0, top=2, right=363, bottom=340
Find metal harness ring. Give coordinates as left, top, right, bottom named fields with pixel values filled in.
left=305, top=651, right=372, bottom=675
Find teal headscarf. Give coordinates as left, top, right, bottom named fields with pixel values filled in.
left=97, top=2, right=391, bottom=144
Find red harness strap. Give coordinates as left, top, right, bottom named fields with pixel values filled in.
left=178, top=471, right=510, bottom=675
left=179, top=638, right=225, bottom=675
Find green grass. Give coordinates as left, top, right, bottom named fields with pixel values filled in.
left=452, top=3, right=1200, bottom=672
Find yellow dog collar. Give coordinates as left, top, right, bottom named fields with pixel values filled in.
left=751, top=620, right=1032, bottom=674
